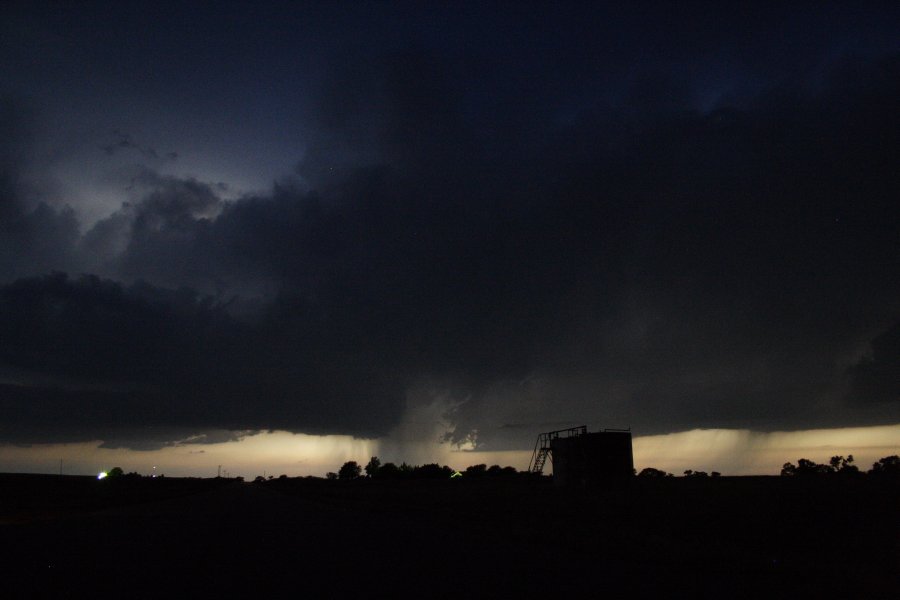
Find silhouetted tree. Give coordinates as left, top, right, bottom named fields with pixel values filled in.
left=413, top=463, right=453, bottom=479
left=108, top=466, right=124, bottom=478
left=830, top=455, right=859, bottom=476
left=338, top=461, right=362, bottom=480
left=465, top=464, right=487, bottom=477
left=781, top=458, right=835, bottom=476
left=683, top=470, right=708, bottom=478
left=637, top=467, right=671, bottom=478
left=326, top=472, right=338, bottom=480
left=798, top=458, right=827, bottom=475
left=869, top=455, right=900, bottom=477
left=365, top=456, right=381, bottom=478
left=253, top=475, right=266, bottom=483
left=375, top=462, right=400, bottom=479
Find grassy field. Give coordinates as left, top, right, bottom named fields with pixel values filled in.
left=1, top=473, right=896, bottom=597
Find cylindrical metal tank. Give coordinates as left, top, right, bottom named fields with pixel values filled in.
left=551, top=431, right=633, bottom=487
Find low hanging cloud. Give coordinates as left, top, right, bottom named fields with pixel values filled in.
left=0, top=273, right=405, bottom=448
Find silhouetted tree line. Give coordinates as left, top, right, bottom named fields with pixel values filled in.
left=463, top=464, right=518, bottom=477
left=252, top=473, right=289, bottom=483
left=636, top=468, right=721, bottom=478
left=683, top=470, right=721, bottom=478
left=336, top=456, right=900, bottom=481
left=100, top=467, right=148, bottom=480
left=329, top=457, right=523, bottom=481
left=259, top=454, right=900, bottom=484
left=781, top=455, right=900, bottom=478
left=633, top=456, right=900, bottom=479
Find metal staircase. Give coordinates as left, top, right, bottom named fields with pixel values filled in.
left=528, top=426, right=587, bottom=474
left=531, top=445, right=551, bottom=474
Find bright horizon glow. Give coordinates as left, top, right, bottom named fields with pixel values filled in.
left=631, top=424, right=900, bottom=475
left=1, top=424, right=898, bottom=479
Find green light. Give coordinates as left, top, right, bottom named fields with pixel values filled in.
left=97, top=472, right=107, bottom=480
left=450, top=471, right=462, bottom=478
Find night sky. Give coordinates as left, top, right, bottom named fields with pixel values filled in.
left=1, top=2, right=898, bottom=473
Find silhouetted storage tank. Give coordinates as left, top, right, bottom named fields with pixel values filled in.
left=551, top=430, right=633, bottom=487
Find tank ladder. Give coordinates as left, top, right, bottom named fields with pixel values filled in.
left=528, top=426, right=587, bottom=474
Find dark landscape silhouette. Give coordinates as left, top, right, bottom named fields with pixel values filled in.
left=1, top=455, right=897, bottom=597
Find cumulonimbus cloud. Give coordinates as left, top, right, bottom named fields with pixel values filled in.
left=0, top=49, right=898, bottom=450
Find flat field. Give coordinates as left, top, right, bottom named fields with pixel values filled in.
left=1, top=474, right=896, bottom=598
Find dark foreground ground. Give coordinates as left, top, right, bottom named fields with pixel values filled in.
left=0, top=473, right=897, bottom=598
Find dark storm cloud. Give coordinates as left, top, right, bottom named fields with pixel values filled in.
left=0, top=273, right=403, bottom=447
left=849, top=321, right=900, bottom=405
left=1, top=4, right=899, bottom=449
left=0, top=96, right=82, bottom=280
left=101, top=130, right=168, bottom=161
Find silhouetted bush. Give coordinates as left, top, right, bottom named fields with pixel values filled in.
left=326, top=472, right=338, bottom=480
